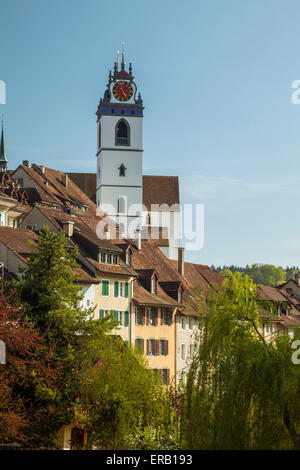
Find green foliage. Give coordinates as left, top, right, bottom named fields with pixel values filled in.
left=4, top=226, right=175, bottom=450
left=181, top=273, right=300, bottom=450
left=83, top=338, right=178, bottom=450
left=218, top=263, right=286, bottom=286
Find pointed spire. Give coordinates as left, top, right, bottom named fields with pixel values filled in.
left=116, top=49, right=120, bottom=71
left=0, top=114, right=7, bottom=172
left=121, top=41, right=125, bottom=71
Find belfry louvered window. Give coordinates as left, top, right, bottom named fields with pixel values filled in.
left=116, top=119, right=130, bottom=146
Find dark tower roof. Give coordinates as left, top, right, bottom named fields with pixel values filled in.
left=0, top=116, right=8, bottom=172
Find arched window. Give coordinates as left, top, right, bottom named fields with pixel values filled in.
left=115, top=119, right=130, bottom=146
left=118, top=196, right=126, bottom=214
left=98, top=123, right=101, bottom=149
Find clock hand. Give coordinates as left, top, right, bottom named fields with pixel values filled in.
left=119, top=84, right=127, bottom=98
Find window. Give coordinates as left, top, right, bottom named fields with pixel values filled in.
left=99, top=309, right=105, bottom=319
left=114, top=281, right=129, bottom=298
left=181, top=316, right=186, bottom=329
left=125, top=251, right=131, bottom=265
left=107, top=254, right=112, bottom=264
left=98, top=123, right=101, bottom=149
left=149, top=339, right=156, bottom=356
left=120, top=109, right=126, bottom=115
left=152, top=368, right=159, bottom=377
left=178, top=289, right=182, bottom=303
left=110, top=108, right=116, bottom=114
left=159, top=339, right=168, bottom=356
left=136, top=337, right=144, bottom=354
left=124, top=311, right=129, bottom=327
left=146, top=213, right=151, bottom=225
left=118, top=164, right=127, bottom=177
left=163, top=309, right=171, bottom=326
left=102, top=280, right=109, bottom=296
left=189, top=343, right=194, bottom=359
left=136, top=307, right=144, bottom=326
left=113, top=254, right=118, bottom=264
left=188, top=317, right=193, bottom=329
left=180, top=371, right=187, bottom=386
left=118, top=196, right=126, bottom=214
left=181, top=344, right=186, bottom=360
left=162, top=369, right=169, bottom=385
left=112, top=310, right=119, bottom=324
left=71, top=428, right=85, bottom=450
left=151, top=277, right=157, bottom=294
left=130, top=109, right=136, bottom=116
left=101, top=253, right=106, bottom=263
left=98, top=165, right=100, bottom=177
left=116, top=119, right=130, bottom=146
left=150, top=308, right=157, bottom=326
left=26, top=224, right=37, bottom=230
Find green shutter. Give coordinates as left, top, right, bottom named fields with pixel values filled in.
left=114, top=281, right=119, bottom=297
left=102, top=280, right=109, bottom=296
left=113, top=310, right=119, bottom=323
left=100, top=309, right=105, bottom=319
left=125, top=311, right=129, bottom=327
left=125, top=282, right=129, bottom=298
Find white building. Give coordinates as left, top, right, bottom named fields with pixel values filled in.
left=95, top=54, right=181, bottom=260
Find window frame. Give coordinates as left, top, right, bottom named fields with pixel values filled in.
left=115, top=118, right=130, bottom=146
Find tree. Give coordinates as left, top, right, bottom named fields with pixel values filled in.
left=5, top=226, right=114, bottom=447
left=180, top=273, right=300, bottom=449
left=0, top=291, right=63, bottom=448
left=5, top=227, right=174, bottom=450
left=218, top=264, right=286, bottom=286
left=82, top=336, right=178, bottom=450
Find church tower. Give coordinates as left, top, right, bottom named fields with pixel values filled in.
left=96, top=48, right=144, bottom=237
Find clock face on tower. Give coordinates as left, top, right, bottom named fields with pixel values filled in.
left=112, top=81, right=134, bottom=102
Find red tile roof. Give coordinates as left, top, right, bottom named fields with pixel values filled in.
left=142, top=175, right=180, bottom=210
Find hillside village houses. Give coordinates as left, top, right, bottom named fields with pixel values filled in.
left=1, top=56, right=300, bottom=448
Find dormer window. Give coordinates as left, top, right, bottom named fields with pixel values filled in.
left=151, top=277, right=157, bottom=294
left=116, top=119, right=130, bottom=146
left=107, top=254, right=112, bottom=264
left=101, top=253, right=106, bottom=263
left=178, top=289, right=182, bottom=303
left=125, top=251, right=131, bottom=265
left=113, top=254, right=118, bottom=264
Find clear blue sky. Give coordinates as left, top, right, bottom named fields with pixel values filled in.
left=1, top=0, right=300, bottom=267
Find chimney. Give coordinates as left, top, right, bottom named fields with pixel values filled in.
left=22, top=160, right=29, bottom=167
left=103, top=224, right=111, bottom=240
left=41, top=166, right=45, bottom=174
left=135, top=229, right=142, bottom=251
left=62, top=221, right=74, bottom=238
left=62, top=173, right=68, bottom=187
left=178, top=247, right=184, bottom=277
